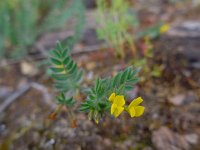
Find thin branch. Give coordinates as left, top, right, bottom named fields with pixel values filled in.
left=0, top=84, right=31, bottom=113
left=30, top=82, right=56, bottom=109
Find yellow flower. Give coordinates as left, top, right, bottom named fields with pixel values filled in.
left=159, top=24, right=170, bottom=34
left=108, top=93, right=145, bottom=118
left=111, top=95, right=125, bottom=117
left=109, top=92, right=116, bottom=103
left=126, top=97, right=145, bottom=117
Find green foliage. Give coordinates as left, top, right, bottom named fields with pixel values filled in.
left=96, top=0, right=169, bottom=60
left=56, top=93, right=75, bottom=106
left=49, top=41, right=83, bottom=106
left=96, top=0, right=138, bottom=58
left=80, top=67, right=140, bottom=122
left=48, top=42, right=142, bottom=123
left=0, top=0, right=85, bottom=59
left=41, top=0, right=85, bottom=48
left=0, top=0, right=38, bottom=58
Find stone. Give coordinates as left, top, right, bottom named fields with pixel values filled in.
left=169, top=94, right=185, bottom=106
left=152, top=126, right=190, bottom=150
left=20, top=61, right=38, bottom=77
left=167, top=21, right=200, bottom=38
left=169, top=91, right=197, bottom=106
left=184, top=134, right=198, bottom=145
left=81, top=28, right=100, bottom=46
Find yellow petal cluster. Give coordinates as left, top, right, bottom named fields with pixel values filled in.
left=159, top=24, right=170, bottom=34
left=108, top=93, right=145, bottom=118
left=110, top=95, right=125, bottom=117
left=126, top=97, right=145, bottom=117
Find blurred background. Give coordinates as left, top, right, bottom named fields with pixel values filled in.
left=0, top=0, right=200, bottom=149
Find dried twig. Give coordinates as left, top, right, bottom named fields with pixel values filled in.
left=0, top=43, right=109, bottom=66
left=30, top=82, right=56, bottom=109
left=72, top=43, right=109, bottom=55
left=0, top=84, right=31, bottom=113
left=0, top=82, right=56, bottom=113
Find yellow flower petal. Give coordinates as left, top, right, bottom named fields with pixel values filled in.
left=111, top=103, right=117, bottom=115
left=109, top=93, right=116, bottom=102
left=113, top=106, right=124, bottom=117
left=134, top=106, right=145, bottom=117
left=128, top=97, right=143, bottom=108
left=159, top=24, right=170, bottom=34
left=113, top=95, right=125, bottom=106
left=127, top=107, right=136, bottom=117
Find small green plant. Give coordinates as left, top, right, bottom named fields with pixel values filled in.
left=96, top=0, right=169, bottom=79
left=48, top=41, right=145, bottom=126
left=0, top=0, right=85, bottom=59
left=96, top=0, right=139, bottom=58
left=80, top=67, right=142, bottom=123
left=96, top=0, right=170, bottom=60
left=48, top=41, right=83, bottom=127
